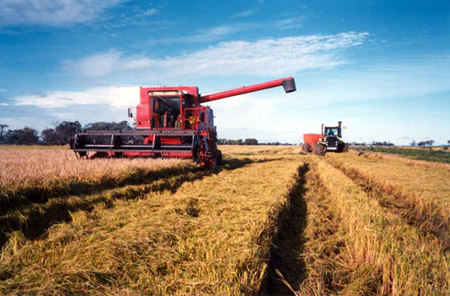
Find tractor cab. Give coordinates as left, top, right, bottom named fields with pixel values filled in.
left=324, top=127, right=340, bottom=137
left=322, top=121, right=345, bottom=152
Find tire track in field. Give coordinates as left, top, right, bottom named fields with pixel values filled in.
left=326, top=157, right=450, bottom=250
left=296, top=162, right=375, bottom=295
left=264, top=161, right=355, bottom=295
left=264, top=163, right=308, bottom=295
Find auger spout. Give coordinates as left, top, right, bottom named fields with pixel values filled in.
left=199, top=77, right=296, bottom=103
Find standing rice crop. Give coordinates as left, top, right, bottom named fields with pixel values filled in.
left=0, top=148, right=192, bottom=210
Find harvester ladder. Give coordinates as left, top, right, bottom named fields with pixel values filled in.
left=109, top=134, right=115, bottom=151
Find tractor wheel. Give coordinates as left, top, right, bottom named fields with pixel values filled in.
left=301, top=143, right=311, bottom=153
left=343, top=143, right=349, bottom=152
left=313, top=144, right=326, bottom=156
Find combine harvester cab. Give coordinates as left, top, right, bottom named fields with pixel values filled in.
left=71, top=77, right=296, bottom=169
left=302, top=121, right=349, bottom=155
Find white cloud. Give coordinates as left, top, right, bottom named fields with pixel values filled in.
left=0, top=0, right=125, bottom=27
left=153, top=25, right=244, bottom=45
left=274, top=15, right=307, bottom=30
left=152, top=16, right=306, bottom=45
left=231, top=9, right=258, bottom=18
left=161, top=32, right=368, bottom=77
left=144, top=8, right=158, bottom=16
left=62, top=50, right=153, bottom=77
left=64, top=32, right=369, bottom=78
left=13, top=86, right=139, bottom=108
left=209, top=93, right=306, bottom=143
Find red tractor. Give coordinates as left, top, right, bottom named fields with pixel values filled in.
left=301, top=121, right=349, bottom=155
left=70, top=77, right=296, bottom=169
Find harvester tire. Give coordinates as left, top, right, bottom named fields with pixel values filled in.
left=217, top=150, right=223, bottom=165
left=207, top=158, right=217, bottom=170
left=313, top=144, right=326, bottom=156
left=194, top=149, right=202, bottom=164
left=301, top=143, right=311, bottom=153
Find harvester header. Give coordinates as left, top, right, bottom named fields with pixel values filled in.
left=71, top=77, right=296, bottom=169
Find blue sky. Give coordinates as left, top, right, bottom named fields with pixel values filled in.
left=0, top=0, right=449, bottom=145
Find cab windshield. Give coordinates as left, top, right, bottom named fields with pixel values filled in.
left=325, top=128, right=339, bottom=136
left=152, top=96, right=183, bottom=128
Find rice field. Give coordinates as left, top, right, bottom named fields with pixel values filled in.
left=0, top=145, right=449, bottom=295
left=353, top=146, right=450, bottom=163
left=0, top=147, right=192, bottom=203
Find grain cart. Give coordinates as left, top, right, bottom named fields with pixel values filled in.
left=70, top=77, right=296, bottom=169
left=301, top=121, right=349, bottom=155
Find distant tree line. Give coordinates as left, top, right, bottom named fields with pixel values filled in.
left=217, top=139, right=294, bottom=146
left=349, top=141, right=395, bottom=147
left=371, top=141, right=395, bottom=146
left=410, top=140, right=436, bottom=147
left=351, top=140, right=448, bottom=147
left=218, top=139, right=241, bottom=145
left=0, top=121, right=131, bottom=145
left=217, top=138, right=258, bottom=145
left=0, top=123, right=273, bottom=146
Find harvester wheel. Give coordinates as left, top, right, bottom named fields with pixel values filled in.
left=216, top=150, right=223, bottom=165
left=313, top=143, right=326, bottom=156
left=193, top=149, right=202, bottom=164
left=301, top=143, right=311, bottom=153
left=207, top=158, right=217, bottom=170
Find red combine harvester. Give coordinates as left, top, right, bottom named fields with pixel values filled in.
left=70, top=77, right=296, bottom=169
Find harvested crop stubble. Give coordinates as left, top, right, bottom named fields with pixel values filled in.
left=327, top=152, right=450, bottom=213
left=0, top=148, right=192, bottom=209
left=326, top=152, right=450, bottom=247
left=0, top=154, right=303, bottom=295
left=219, top=145, right=299, bottom=156
left=295, top=163, right=345, bottom=295
left=312, top=158, right=449, bottom=295
left=0, top=165, right=207, bottom=251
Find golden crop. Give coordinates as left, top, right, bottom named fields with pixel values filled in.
left=326, top=152, right=450, bottom=245
left=1, top=151, right=302, bottom=295
left=0, top=147, right=190, bottom=190
left=0, top=146, right=448, bottom=295
left=305, top=158, right=449, bottom=295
